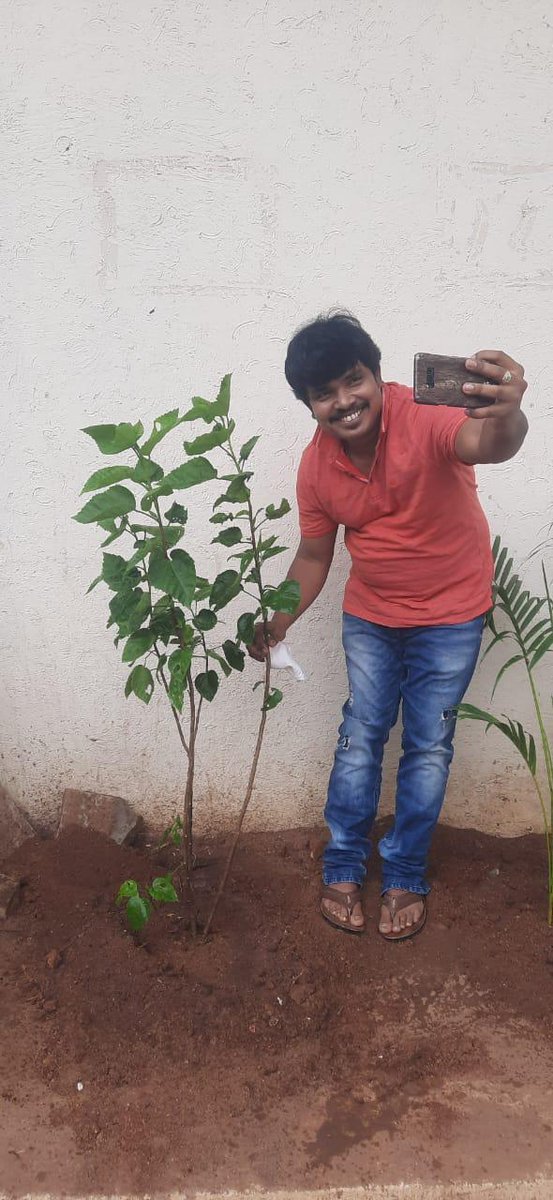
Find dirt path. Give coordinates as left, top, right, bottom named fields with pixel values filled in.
left=1, top=821, right=552, bottom=1195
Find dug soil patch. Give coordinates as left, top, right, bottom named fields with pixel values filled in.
left=1, top=821, right=553, bottom=1195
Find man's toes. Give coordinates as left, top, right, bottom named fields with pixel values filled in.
left=326, top=901, right=344, bottom=923
left=379, top=907, right=393, bottom=933
left=351, top=905, right=364, bottom=927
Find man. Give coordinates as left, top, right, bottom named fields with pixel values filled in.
left=250, top=312, right=528, bottom=940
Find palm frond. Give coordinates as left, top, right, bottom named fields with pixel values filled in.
left=457, top=703, right=537, bottom=775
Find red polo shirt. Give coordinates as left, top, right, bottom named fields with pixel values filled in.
left=296, top=382, right=493, bottom=627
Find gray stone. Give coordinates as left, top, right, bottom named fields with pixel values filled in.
left=0, top=872, right=21, bottom=919
left=57, top=788, right=137, bottom=844
left=0, top=784, right=35, bottom=861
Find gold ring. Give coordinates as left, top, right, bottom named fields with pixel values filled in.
left=501, top=369, right=513, bottom=384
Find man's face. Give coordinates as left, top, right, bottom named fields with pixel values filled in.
left=307, top=361, right=383, bottom=448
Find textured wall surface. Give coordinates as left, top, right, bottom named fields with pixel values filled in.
left=2, top=0, right=552, bottom=836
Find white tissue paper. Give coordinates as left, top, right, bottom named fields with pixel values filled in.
left=269, top=642, right=306, bottom=682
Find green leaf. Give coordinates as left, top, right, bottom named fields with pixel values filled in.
left=263, top=579, right=300, bottom=615
left=237, top=612, right=257, bottom=644
left=168, top=646, right=193, bottom=711
left=74, top=486, right=136, bottom=525
left=165, top=549, right=197, bottom=607
left=181, top=379, right=231, bottom=425
left=83, top=422, right=143, bottom=455
left=208, top=649, right=231, bottom=677
left=165, top=502, right=188, bottom=524
left=211, top=569, right=242, bottom=610
left=116, top=879, right=139, bottom=903
left=224, top=475, right=251, bottom=503
left=148, top=610, right=174, bottom=646
left=122, top=628, right=156, bottom=664
left=126, top=894, right=151, bottom=932
left=265, top=499, right=291, bottom=520
left=215, top=374, right=231, bottom=417
left=141, top=409, right=183, bottom=456
left=87, top=574, right=103, bottom=594
left=102, top=553, right=139, bottom=591
left=239, top=435, right=260, bottom=463
left=195, top=670, right=219, bottom=701
left=149, top=549, right=197, bottom=607
left=148, top=874, right=178, bottom=904
left=212, top=526, right=243, bottom=547
left=132, top=459, right=164, bottom=484
left=193, top=609, right=218, bottom=631
left=125, top=664, right=154, bottom=704
left=163, top=458, right=217, bottom=491
left=260, top=546, right=286, bottom=563
left=263, top=687, right=283, bottom=711
left=456, top=703, right=537, bottom=775
left=184, top=426, right=231, bottom=456
left=81, top=466, right=134, bottom=493
left=168, top=646, right=194, bottom=672
left=194, top=577, right=213, bottom=603
left=222, top=639, right=245, bottom=671
left=529, top=632, right=553, bottom=669
left=126, top=526, right=184, bottom=569
left=109, top=588, right=150, bottom=637
left=209, top=512, right=233, bottom=525
left=181, top=398, right=217, bottom=423
left=230, top=548, right=255, bottom=573
left=100, top=519, right=127, bottom=547
left=491, top=654, right=524, bottom=699
left=159, top=816, right=183, bottom=848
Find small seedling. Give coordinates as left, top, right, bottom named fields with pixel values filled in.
left=158, top=814, right=184, bottom=849
left=116, top=874, right=178, bottom=932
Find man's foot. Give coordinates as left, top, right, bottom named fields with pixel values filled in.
left=320, top=882, right=365, bottom=934
left=379, top=889, right=427, bottom=941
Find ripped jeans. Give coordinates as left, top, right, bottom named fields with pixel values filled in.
left=323, top=612, right=485, bottom=895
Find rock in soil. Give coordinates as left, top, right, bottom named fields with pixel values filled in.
left=57, top=788, right=137, bottom=844
left=0, top=784, right=35, bottom=860
left=0, top=872, right=21, bottom=918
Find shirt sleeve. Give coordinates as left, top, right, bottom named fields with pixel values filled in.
left=421, top=406, right=470, bottom=461
left=296, top=451, right=338, bottom=538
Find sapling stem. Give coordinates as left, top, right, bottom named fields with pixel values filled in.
left=142, top=461, right=199, bottom=930
left=202, top=654, right=271, bottom=939
left=202, top=423, right=276, bottom=939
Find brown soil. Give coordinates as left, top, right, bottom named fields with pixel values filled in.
left=1, top=820, right=553, bottom=1197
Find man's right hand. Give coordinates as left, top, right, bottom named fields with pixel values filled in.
left=247, top=533, right=337, bottom=661
left=247, top=618, right=285, bottom=662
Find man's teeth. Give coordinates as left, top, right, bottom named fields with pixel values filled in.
left=340, top=408, right=363, bottom=423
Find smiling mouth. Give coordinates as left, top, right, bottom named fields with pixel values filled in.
left=332, top=405, right=366, bottom=425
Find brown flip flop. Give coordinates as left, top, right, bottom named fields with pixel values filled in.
left=379, top=890, right=427, bottom=942
left=320, top=885, right=365, bottom=935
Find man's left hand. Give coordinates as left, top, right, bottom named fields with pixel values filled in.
left=455, top=349, right=528, bottom=465
left=462, top=349, right=527, bottom=419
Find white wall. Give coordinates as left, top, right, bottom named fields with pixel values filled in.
left=2, top=0, right=552, bottom=836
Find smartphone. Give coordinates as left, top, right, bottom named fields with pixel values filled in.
left=413, top=353, right=492, bottom=409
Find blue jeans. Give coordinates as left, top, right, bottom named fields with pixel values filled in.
left=323, top=612, right=485, bottom=895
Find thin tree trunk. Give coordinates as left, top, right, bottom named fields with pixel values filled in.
left=183, top=673, right=198, bottom=936
left=202, top=654, right=271, bottom=939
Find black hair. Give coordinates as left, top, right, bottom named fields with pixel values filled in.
left=284, top=311, right=381, bottom=406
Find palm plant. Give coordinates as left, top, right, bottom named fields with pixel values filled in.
left=457, top=536, right=553, bottom=924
